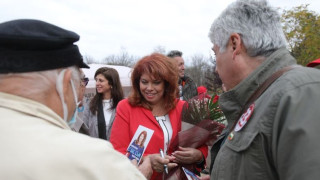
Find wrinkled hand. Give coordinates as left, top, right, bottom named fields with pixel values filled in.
left=131, top=156, right=153, bottom=180
left=171, top=146, right=203, bottom=164
left=198, top=174, right=210, bottom=180
left=149, top=154, right=177, bottom=173
left=131, top=158, right=138, bottom=166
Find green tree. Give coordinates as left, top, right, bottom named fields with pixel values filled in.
left=281, top=5, right=320, bottom=66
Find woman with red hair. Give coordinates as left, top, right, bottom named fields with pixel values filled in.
left=110, top=53, right=207, bottom=180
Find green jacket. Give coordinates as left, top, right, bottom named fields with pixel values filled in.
left=211, top=48, right=320, bottom=180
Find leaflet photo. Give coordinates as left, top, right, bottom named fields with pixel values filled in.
left=182, top=167, right=200, bottom=180
left=126, top=125, right=154, bottom=164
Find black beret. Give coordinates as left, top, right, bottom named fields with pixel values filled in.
left=0, top=19, right=89, bottom=74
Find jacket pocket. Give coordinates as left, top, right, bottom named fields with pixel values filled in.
left=213, top=130, right=271, bottom=180
left=224, top=130, right=259, bottom=152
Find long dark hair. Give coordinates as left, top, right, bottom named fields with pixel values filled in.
left=89, top=67, right=124, bottom=114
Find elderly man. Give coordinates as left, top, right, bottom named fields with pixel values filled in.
left=0, top=19, right=151, bottom=180
left=204, top=0, right=320, bottom=180
left=70, top=69, right=90, bottom=134
left=167, top=50, right=197, bottom=100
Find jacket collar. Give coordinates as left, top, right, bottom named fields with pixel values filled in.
left=219, top=48, right=296, bottom=126
left=0, top=92, right=70, bottom=129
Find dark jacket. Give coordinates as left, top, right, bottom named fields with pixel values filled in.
left=179, top=75, right=198, bottom=101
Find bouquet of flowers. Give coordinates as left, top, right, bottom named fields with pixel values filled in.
left=168, top=93, right=226, bottom=152
left=183, top=94, right=226, bottom=126
left=165, top=93, right=226, bottom=180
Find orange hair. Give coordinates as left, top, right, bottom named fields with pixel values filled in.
left=129, top=53, right=179, bottom=111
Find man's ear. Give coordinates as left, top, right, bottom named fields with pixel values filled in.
left=62, top=69, right=73, bottom=101
left=230, top=33, right=242, bottom=60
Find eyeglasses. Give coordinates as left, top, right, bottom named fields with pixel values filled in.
left=81, top=77, right=89, bottom=87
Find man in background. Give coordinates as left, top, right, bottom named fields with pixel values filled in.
left=0, top=19, right=151, bottom=180
left=167, top=50, right=198, bottom=100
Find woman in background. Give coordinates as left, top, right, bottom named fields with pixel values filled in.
left=83, top=67, right=124, bottom=140
left=110, top=53, right=207, bottom=179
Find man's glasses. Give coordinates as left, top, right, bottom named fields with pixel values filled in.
left=81, top=77, right=89, bottom=87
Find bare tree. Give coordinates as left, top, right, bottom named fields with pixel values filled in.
left=185, top=54, right=211, bottom=87
left=102, top=48, right=138, bottom=67
left=153, top=45, right=166, bottom=55
left=204, top=55, right=223, bottom=94
left=83, top=55, right=98, bottom=64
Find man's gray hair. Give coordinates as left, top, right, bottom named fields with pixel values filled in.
left=0, top=66, right=80, bottom=101
left=167, top=50, right=183, bottom=58
left=208, top=0, right=287, bottom=57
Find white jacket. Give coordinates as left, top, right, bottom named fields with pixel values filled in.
left=0, top=92, right=146, bottom=180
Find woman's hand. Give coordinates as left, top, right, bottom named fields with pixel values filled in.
left=171, top=146, right=203, bottom=164
left=149, top=154, right=177, bottom=173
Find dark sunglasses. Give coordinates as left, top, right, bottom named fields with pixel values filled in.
left=81, top=77, right=89, bottom=86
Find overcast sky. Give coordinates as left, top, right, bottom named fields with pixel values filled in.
left=1, top=0, right=319, bottom=63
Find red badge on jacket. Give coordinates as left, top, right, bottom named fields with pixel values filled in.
left=234, top=103, right=255, bottom=132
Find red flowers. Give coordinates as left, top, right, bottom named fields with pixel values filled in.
left=212, top=95, right=219, bottom=103
left=183, top=93, right=226, bottom=125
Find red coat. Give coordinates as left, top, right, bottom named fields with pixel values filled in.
left=110, top=99, right=208, bottom=178
left=110, top=98, right=183, bottom=155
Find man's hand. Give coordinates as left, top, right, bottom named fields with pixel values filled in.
left=198, top=174, right=210, bottom=180
left=131, top=156, right=153, bottom=180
